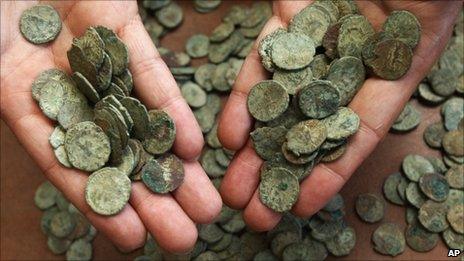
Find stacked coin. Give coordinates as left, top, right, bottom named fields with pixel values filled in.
left=35, top=181, right=96, bottom=261
left=30, top=23, right=183, bottom=216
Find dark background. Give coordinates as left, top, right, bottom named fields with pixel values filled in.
left=1, top=1, right=457, bottom=260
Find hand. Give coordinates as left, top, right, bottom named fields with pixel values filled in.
left=1, top=1, right=221, bottom=253
left=218, top=0, right=461, bottom=230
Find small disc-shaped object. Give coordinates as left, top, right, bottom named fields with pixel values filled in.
left=447, top=204, right=464, bottom=234
left=270, top=32, right=315, bottom=70
left=142, top=154, right=184, bottom=194
left=247, top=80, right=289, bottom=122
left=322, top=107, right=360, bottom=140
left=142, top=110, right=176, bottom=155
left=405, top=223, right=439, bottom=252
left=418, top=173, right=449, bottom=202
left=259, top=167, right=299, bottom=212
left=372, top=223, right=405, bottom=256
left=355, top=193, right=385, bottom=223
left=85, top=167, right=131, bottom=216
left=418, top=200, right=449, bottom=233
left=382, top=10, right=421, bottom=48
left=298, top=80, right=340, bottom=119
left=286, top=120, right=327, bottom=155
left=402, top=154, right=435, bottom=182
left=20, top=4, right=62, bottom=44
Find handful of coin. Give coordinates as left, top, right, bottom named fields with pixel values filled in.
left=248, top=2, right=421, bottom=212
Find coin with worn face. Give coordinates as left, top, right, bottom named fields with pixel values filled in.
left=270, top=32, right=315, bottom=70
left=382, top=10, right=421, bottom=48
left=286, top=120, right=327, bottom=155
left=298, top=80, right=340, bottom=119
left=325, top=226, right=356, bottom=257
left=383, top=172, right=406, bottom=205
left=372, top=223, right=405, bottom=256
left=418, top=173, right=449, bottom=202
left=259, top=167, right=299, bottom=212
left=447, top=204, right=464, bottom=234
left=322, top=107, right=360, bottom=140
left=247, top=80, right=289, bottom=122
left=142, top=154, right=184, bottom=193
left=402, top=154, right=435, bottom=182
left=142, top=110, right=176, bottom=155
left=445, top=165, right=464, bottom=189
left=20, top=5, right=62, bottom=44
left=418, top=200, right=449, bottom=233
left=405, top=223, right=439, bottom=252
left=355, top=193, right=385, bottom=223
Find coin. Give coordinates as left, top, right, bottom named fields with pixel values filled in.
left=445, top=165, right=464, bottom=189
left=32, top=69, right=68, bottom=101
left=66, top=239, right=92, bottom=261
left=418, top=83, right=445, bottom=104
left=282, top=238, right=328, bottom=261
left=47, top=236, right=72, bottom=255
left=442, top=130, right=464, bottom=157
left=271, top=231, right=300, bottom=258
left=323, top=193, right=344, bottom=212
left=372, top=223, right=405, bottom=256
left=201, top=148, right=226, bottom=178
left=322, top=107, right=360, bottom=140
left=288, top=5, right=330, bottom=46
left=142, top=154, right=184, bottom=193
left=309, top=217, right=344, bottom=242
left=258, top=28, right=287, bottom=72
left=419, top=173, right=449, bottom=202
left=402, top=154, right=435, bottom=182
left=259, top=167, right=299, bottom=212
left=298, top=80, right=340, bottom=119
left=273, top=67, right=313, bottom=95
left=391, top=102, right=421, bottom=132
left=155, top=2, right=183, bottom=29
left=64, top=121, right=111, bottom=172
left=270, top=32, right=315, bottom=70
left=355, top=193, right=385, bottom=223
left=247, top=80, right=289, bottom=122
left=34, top=181, right=58, bottom=210
left=442, top=97, right=464, bottom=131
left=20, top=5, right=62, bottom=44
left=142, top=110, right=176, bottom=155
left=72, top=72, right=100, bottom=104
left=383, top=172, right=406, bottom=205
left=186, top=34, right=210, bottom=58
left=405, top=223, right=439, bottom=252
left=94, top=26, right=129, bottom=76
left=181, top=81, right=207, bottom=108
left=383, top=10, right=421, bottom=48
left=325, top=226, right=356, bottom=256
left=286, top=120, right=327, bottom=155
left=251, top=126, right=287, bottom=161
left=406, top=182, right=427, bottom=208
left=326, top=56, right=365, bottom=106
left=447, top=204, right=464, bottom=234
left=50, top=211, right=76, bottom=238
left=210, top=22, right=235, bottom=42
left=85, top=167, right=131, bottom=215
left=321, top=144, right=346, bottom=163
left=199, top=223, right=224, bottom=244
left=442, top=228, right=464, bottom=251
left=423, top=121, right=446, bottom=149
left=338, top=15, right=375, bottom=58
left=418, top=200, right=449, bottom=233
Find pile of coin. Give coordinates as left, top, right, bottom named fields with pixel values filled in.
left=29, top=18, right=183, bottom=215
left=35, top=181, right=96, bottom=261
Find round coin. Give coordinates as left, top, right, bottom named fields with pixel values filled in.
left=355, top=193, right=385, bottom=223
left=382, top=10, right=421, bottom=48
left=321, top=107, right=360, bottom=140
left=64, top=121, right=111, bottom=172
left=142, top=110, right=176, bottom=155
left=383, top=172, right=406, bottom=205
left=418, top=173, right=449, bottom=202
left=50, top=211, right=76, bottom=238
left=443, top=228, right=464, bottom=251
left=447, top=204, right=464, bottom=234
left=247, top=80, right=289, bottom=122
left=20, top=5, right=62, bottom=44
left=186, top=34, right=209, bottom=58
left=259, top=167, right=299, bottom=212
left=142, top=154, right=184, bottom=193
left=85, top=167, right=131, bottom=216
left=34, top=181, right=58, bottom=210
left=405, top=223, right=439, bottom=252
left=286, top=120, right=327, bottom=155
left=325, top=226, right=356, bottom=256
left=402, top=154, right=435, bottom=182
left=445, top=165, right=464, bottom=189
left=270, top=32, right=315, bottom=70
left=372, top=223, right=405, bottom=256
left=298, top=80, right=340, bottom=119
left=418, top=200, right=449, bottom=233
left=423, top=121, right=446, bottom=149
left=442, top=130, right=464, bottom=157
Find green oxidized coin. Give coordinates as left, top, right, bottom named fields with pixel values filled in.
left=34, top=181, right=58, bottom=210
left=326, top=56, right=365, bottom=106
left=418, top=82, right=444, bottom=104
left=445, top=165, right=464, bottom=189
left=247, top=80, right=289, bottom=122
left=50, top=211, right=76, bottom=238
left=270, top=32, right=315, bottom=70
left=201, top=149, right=226, bottom=178
left=38, top=80, right=66, bottom=120
left=194, top=105, right=216, bottom=133
left=334, top=0, right=359, bottom=17
left=73, top=27, right=105, bottom=67
left=355, top=193, right=385, bottom=223
left=205, top=123, right=221, bottom=148
left=72, top=72, right=100, bottom=103
left=120, top=97, right=149, bottom=140
left=142, top=110, right=176, bottom=155
left=402, top=154, right=435, bottom=182
left=223, top=5, right=246, bottom=25
left=405, top=182, right=427, bottom=209
left=198, top=223, right=224, bottom=244
left=47, top=236, right=72, bottom=255
left=405, top=223, right=439, bottom=252
left=383, top=10, right=421, bottom=48
left=258, top=28, right=287, bottom=72
left=208, top=31, right=243, bottom=64
left=372, top=223, right=405, bottom=256
left=429, top=68, right=457, bottom=97
left=272, top=67, right=313, bottom=95
left=20, top=5, right=62, bottom=44
left=423, top=121, right=446, bottom=149
left=181, top=81, right=207, bottom=108
left=447, top=204, right=464, bottom=234
left=321, top=144, right=346, bottom=163
left=85, top=167, right=131, bottom=215
left=186, top=34, right=210, bottom=58
left=325, top=226, right=356, bottom=257
left=309, top=217, right=345, bottom=242
left=443, top=228, right=464, bottom=251
left=114, top=146, right=136, bottom=176
left=94, top=26, right=129, bottom=76
left=338, top=15, right=375, bottom=58
left=442, top=130, right=464, bottom=157
left=288, top=5, right=330, bottom=46
left=67, top=43, right=99, bottom=88
left=211, top=62, right=231, bottom=92
left=418, top=173, right=449, bottom=202
left=282, top=142, right=318, bottom=165
left=259, top=167, right=299, bottom=212
left=54, top=145, right=71, bottom=168
left=282, top=238, right=328, bottom=261
left=194, top=63, right=216, bottom=91
left=210, top=22, right=235, bottom=42
left=221, top=212, right=246, bottom=233
left=442, top=97, right=464, bottom=131
left=155, top=2, right=183, bottom=29
left=391, top=102, right=421, bottom=132
left=142, top=154, right=184, bottom=193
left=397, top=175, right=409, bottom=201
left=64, top=121, right=110, bottom=172
left=208, top=233, right=232, bottom=252
left=251, top=126, right=287, bottom=161
left=323, top=193, right=344, bottom=212
left=271, top=231, right=300, bottom=258
left=298, top=80, right=340, bottom=119
left=66, top=239, right=92, bottom=261
left=418, top=200, right=449, bottom=233
left=32, top=69, right=68, bottom=101
left=383, top=172, right=406, bottom=205
left=286, top=120, right=327, bottom=155
left=309, top=54, right=330, bottom=80
left=41, top=206, right=60, bottom=235
left=406, top=206, right=418, bottom=224
left=193, top=0, right=222, bottom=13
left=322, top=107, right=360, bottom=140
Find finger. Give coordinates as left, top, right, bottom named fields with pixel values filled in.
left=172, top=161, right=222, bottom=224
left=218, top=16, right=284, bottom=151
left=292, top=8, right=458, bottom=217
left=2, top=109, right=146, bottom=252
left=117, top=15, right=204, bottom=160
left=243, top=190, right=282, bottom=231
left=130, top=183, right=198, bottom=253
left=219, top=139, right=263, bottom=209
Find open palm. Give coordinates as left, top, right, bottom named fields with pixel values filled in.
left=1, top=1, right=221, bottom=253
left=218, top=0, right=461, bottom=231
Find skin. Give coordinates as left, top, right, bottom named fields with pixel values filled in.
left=0, top=1, right=222, bottom=253
left=218, top=0, right=462, bottom=231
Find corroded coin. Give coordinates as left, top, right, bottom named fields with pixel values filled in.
left=372, top=223, right=405, bottom=256
left=391, top=102, right=421, bottom=132
left=423, top=121, right=446, bottom=149
left=34, top=181, right=58, bottom=210
left=418, top=200, right=449, bottom=233
left=210, top=22, right=235, bottom=42
left=271, top=231, right=300, bottom=258
left=120, top=97, right=149, bottom=140
left=326, top=56, right=365, bottom=106
left=321, top=107, right=360, bottom=140
left=355, top=193, right=385, bottom=223
left=282, top=142, right=318, bottom=165
left=405, top=223, right=439, bottom=252
left=20, top=5, right=62, bottom=44
left=273, top=67, right=313, bottom=95
left=85, top=167, right=131, bottom=216
left=338, top=15, right=375, bottom=58
left=259, top=167, right=299, bottom=212
left=418, top=173, right=449, bottom=202
left=418, top=83, right=444, bottom=104
left=383, top=10, right=421, bottom=48
left=66, top=239, right=92, bottom=261
left=251, top=126, right=287, bottom=161
left=64, top=121, right=111, bottom=172
left=282, top=238, right=328, bottom=261
left=445, top=165, right=464, bottom=189
left=155, top=2, right=183, bottom=29
left=286, top=120, right=327, bottom=155
left=442, top=97, right=464, bottom=131
left=383, top=172, right=406, bottom=205
left=321, top=144, right=346, bottom=163
left=142, top=154, right=184, bottom=193
left=186, top=34, right=210, bottom=58
left=270, top=32, right=315, bottom=70
left=50, top=211, right=76, bottom=238
left=73, top=27, right=105, bottom=67
left=32, top=69, right=68, bottom=101
left=442, top=130, right=464, bottom=157
left=247, top=80, right=289, bottom=122
left=447, top=204, right=464, bottom=234
left=325, top=226, right=356, bottom=257
left=405, top=182, right=427, bottom=209
left=181, top=81, right=207, bottom=108
left=142, top=110, right=176, bottom=155
left=258, top=28, right=287, bottom=72
left=72, top=72, right=100, bottom=104
left=309, top=217, right=345, bottom=242
left=199, top=223, right=224, bottom=244
left=298, top=80, right=340, bottom=119
left=94, top=26, right=129, bottom=76
left=443, top=228, right=464, bottom=251
left=288, top=5, right=330, bottom=46
left=54, top=146, right=71, bottom=168
left=402, top=154, right=435, bottom=182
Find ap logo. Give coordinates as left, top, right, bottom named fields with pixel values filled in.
left=448, top=249, right=461, bottom=257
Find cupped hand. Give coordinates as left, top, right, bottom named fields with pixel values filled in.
left=218, top=0, right=461, bottom=231
left=1, top=1, right=221, bottom=253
